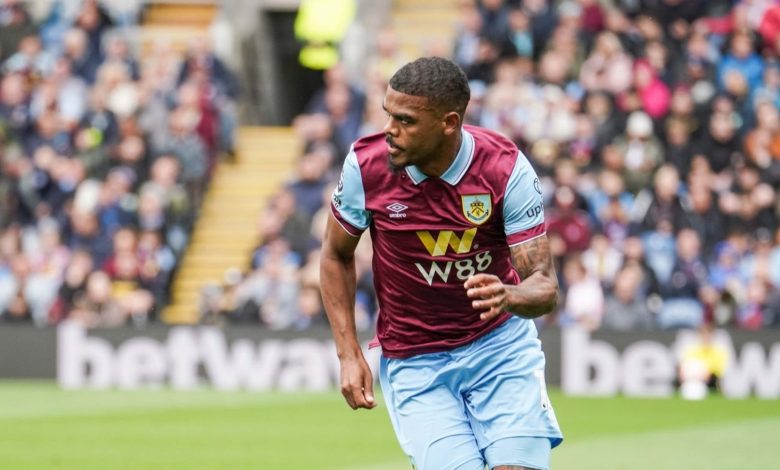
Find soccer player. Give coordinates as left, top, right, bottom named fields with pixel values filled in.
left=320, top=57, right=562, bottom=470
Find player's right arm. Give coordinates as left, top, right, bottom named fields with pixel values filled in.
left=320, top=148, right=376, bottom=410
left=320, top=215, right=375, bottom=409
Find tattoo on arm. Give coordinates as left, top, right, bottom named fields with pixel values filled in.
left=510, top=236, right=553, bottom=280
left=507, top=235, right=559, bottom=316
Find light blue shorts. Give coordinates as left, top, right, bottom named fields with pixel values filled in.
left=379, top=316, right=562, bottom=470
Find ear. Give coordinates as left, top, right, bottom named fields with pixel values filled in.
left=441, top=111, right=461, bottom=136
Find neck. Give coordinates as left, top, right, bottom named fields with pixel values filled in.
left=419, top=130, right=462, bottom=178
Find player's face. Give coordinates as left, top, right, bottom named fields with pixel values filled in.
left=382, top=87, right=448, bottom=172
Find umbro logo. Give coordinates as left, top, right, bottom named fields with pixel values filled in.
left=387, top=202, right=408, bottom=219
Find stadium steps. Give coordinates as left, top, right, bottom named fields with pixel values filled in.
left=391, top=0, right=460, bottom=57
left=163, top=127, right=300, bottom=324
left=143, top=3, right=217, bottom=26
left=139, top=2, right=218, bottom=56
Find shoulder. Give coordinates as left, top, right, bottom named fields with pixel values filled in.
left=352, top=132, right=387, bottom=167
left=465, top=124, right=520, bottom=158
left=464, top=125, right=522, bottom=183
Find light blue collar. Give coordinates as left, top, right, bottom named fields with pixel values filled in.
left=405, top=129, right=474, bottom=186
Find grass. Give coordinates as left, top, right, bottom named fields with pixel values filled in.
left=0, top=381, right=778, bottom=469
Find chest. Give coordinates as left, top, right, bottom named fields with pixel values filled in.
left=366, top=176, right=502, bottom=233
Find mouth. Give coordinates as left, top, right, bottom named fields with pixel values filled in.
left=386, top=138, right=403, bottom=156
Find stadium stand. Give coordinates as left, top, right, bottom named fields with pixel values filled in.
left=0, top=0, right=246, bottom=326
left=1, top=0, right=779, bottom=332
left=207, top=0, right=780, bottom=331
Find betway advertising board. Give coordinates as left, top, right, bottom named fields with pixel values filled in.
left=0, top=322, right=778, bottom=398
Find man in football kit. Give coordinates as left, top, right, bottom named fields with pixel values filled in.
left=320, top=57, right=562, bottom=470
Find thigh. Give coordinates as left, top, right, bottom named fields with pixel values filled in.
left=484, top=436, right=551, bottom=470
left=459, top=320, right=562, bottom=466
left=380, top=355, right=484, bottom=470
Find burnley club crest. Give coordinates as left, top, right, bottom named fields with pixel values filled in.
left=461, top=194, right=491, bottom=225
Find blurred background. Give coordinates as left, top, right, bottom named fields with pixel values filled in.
left=0, top=0, right=779, bottom=468
left=1, top=0, right=779, bottom=333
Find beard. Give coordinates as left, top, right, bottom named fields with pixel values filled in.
left=386, top=154, right=404, bottom=174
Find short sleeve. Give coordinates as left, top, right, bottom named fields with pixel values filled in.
left=331, top=148, right=371, bottom=236
left=503, top=151, right=546, bottom=246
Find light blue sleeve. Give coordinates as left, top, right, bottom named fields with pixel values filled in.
left=332, top=148, right=371, bottom=232
left=503, top=151, right=546, bottom=238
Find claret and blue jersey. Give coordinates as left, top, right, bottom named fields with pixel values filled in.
left=331, top=125, right=547, bottom=358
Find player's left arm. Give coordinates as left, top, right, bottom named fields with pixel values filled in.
left=464, top=149, right=559, bottom=320
left=465, top=235, right=559, bottom=320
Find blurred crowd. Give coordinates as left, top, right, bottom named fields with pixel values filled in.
left=0, top=0, right=239, bottom=326
left=207, top=0, right=780, bottom=331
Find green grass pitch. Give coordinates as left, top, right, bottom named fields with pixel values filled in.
left=0, top=381, right=777, bottom=469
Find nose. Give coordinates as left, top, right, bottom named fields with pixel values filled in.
left=383, top=116, right=397, bottom=137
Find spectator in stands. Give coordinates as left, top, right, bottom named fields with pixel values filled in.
left=365, top=27, right=408, bottom=89
left=2, top=35, right=55, bottom=79
left=62, top=27, right=101, bottom=84
left=293, top=285, right=327, bottom=330
left=475, top=0, right=508, bottom=45
left=507, top=7, right=533, bottom=59
left=717, top=30, right=764, bottom=96
left=579, top=31, right=633, bottom=95
left=453, top=5, right=483, bottom=70
left=602, top=263, right=655, bottom=331
left=150, top=106, right=207, bottom=204
left=582, top=90, right=623, bottom=158
left=0, top=72, right=33, bottom=144
left=664, top=116, right=695, bottom=177
left=657, top=228, right=708, bottom=329
left=0, top=241, right=33, bottom=323
left=588, top=169, right=633, bottom=245
left=695, top=98, right=742, bottom=177
left=560, top=254, right=604, bottom=330
left=707, top=237, right=755, bottom=322
left=69, top=270, right=124, bottom=327
left=141, top=155, right=191, bottom=252
left=49, top=249, right=93, bottom=324
left=582, top=233, right=623, bottom=288
left=286, top=142, right=335, bottom=218
left=631, top=164, right=688, bottom=235
left=320, top=83, right=363, bottom=157
left=632, top=58, right=671, bottom=119
left=546, top=186, right=593, bottom=257
left=136, top=228, right=175, bottom=308
left=743, top=99, right=780, bottom=184
left=0, top=0, right=37, bottom=63
left=719, top=162, right=777, bottom=233
left=24, top=217, right=69, bottom=325
left=102, top=33, right=139, bottom=81
left=620, top=235, right=662, bottom=304
left=683, top=177, right=727, bottom=257
left=463, top=36, right=501, bottom=85
left=66, top=206, right=112, bottom=267
left=31, top=57, right=88, bottom=132
left=612, top=111, right=664, bottom=193
left=176, top=35, right=238, bottom=156
left=74, top=0, right=113, bottom=60
left=244, top=238, right=301, bottom=329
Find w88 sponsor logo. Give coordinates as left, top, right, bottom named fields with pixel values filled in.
left=414, top=251, right=493, bottom=285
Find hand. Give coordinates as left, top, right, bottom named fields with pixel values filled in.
left=339, top=354, right=377, bottom=410
left=465, top=273, right=509, bottom=321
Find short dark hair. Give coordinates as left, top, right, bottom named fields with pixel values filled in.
left=389, top=57, right=471, bottom=117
